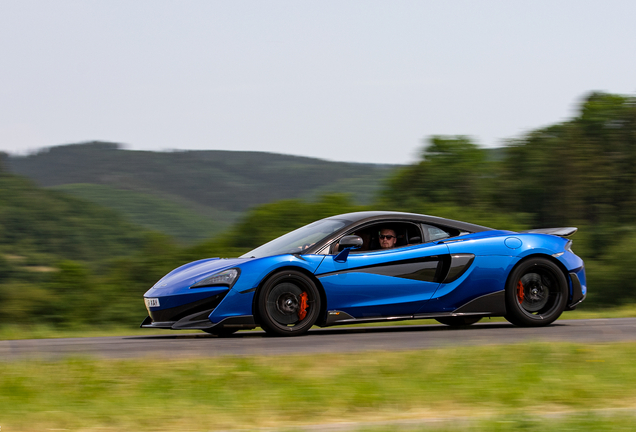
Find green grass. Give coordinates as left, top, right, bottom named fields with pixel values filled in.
left=0, top=324, right=171, bottom=341
left=565, top=303, right=636, bottom=319
left=1, top=342, right=635, bottom=431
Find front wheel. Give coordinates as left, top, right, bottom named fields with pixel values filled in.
left=257, top=270, right=321, bottom=336
left=504, top=258, right=568, bottom=327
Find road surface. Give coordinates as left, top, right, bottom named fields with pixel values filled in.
left=2, top=318, right=635, bottom=360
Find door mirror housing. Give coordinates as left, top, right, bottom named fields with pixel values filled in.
left=339, top=235, right=363, bottom=249
left=333, top=235, right=363, bottom=263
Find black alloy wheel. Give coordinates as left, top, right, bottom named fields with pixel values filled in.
left=435, top=316, right=482, bottom=327
left=257, top=270, right=321, bottom=336
left=504, top=257, right=568, bottom=327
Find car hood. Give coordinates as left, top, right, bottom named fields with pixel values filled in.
left=148, top=257, right=250, bottom=294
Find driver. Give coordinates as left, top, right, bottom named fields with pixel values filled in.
left=379, top=228, right=397, bottom=249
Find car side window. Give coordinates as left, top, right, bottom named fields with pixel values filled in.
left=330, top=222, right=423, bottom=254
left=422, top=224, right=452, bottom=242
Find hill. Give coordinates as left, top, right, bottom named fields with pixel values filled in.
left=52, top=184, right=239, bottom=243
left=0, top=171, right=148, bottom=267
left=0, top=169, right=184, bottom=327
left=7, top=143, right=396, bottom=241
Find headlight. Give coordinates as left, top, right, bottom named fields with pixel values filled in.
left=190, top=268, right=240, bottom=289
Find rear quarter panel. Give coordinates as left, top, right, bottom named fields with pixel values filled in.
left=422, top=232, right=574, bottom=313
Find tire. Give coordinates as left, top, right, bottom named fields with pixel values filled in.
left=257, top=270, right=321, bottom=336
left=504, top=257, right=568, bottom=327
left=203, top=328, right=238, bottom=337
left=436, top=316, right=482, bottom=326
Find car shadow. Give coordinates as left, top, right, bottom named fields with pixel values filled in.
left=124, top=320, right=552, bottom=340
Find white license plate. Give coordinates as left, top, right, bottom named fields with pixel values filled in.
left=145, top=298, right=160, bottom=308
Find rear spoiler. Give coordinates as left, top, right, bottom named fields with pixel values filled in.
left=520, top=227, right=577, bottom=237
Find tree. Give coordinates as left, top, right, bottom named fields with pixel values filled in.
left=381, top=136, right=490, bottom=209
left=497, top=92, right=636, bottom=227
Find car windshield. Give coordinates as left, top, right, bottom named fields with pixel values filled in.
left=240, top=218, right=349, bottom=258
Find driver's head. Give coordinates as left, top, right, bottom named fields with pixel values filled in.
left=379, top=228, right=397, bottom=249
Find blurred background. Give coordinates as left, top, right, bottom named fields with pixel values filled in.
left=1, top=0, right=635, bottom=330
left=1, top=92, right=636, bottom=329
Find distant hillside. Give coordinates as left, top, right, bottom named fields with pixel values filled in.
left=8, top=142, right=396, bottom=241
left=0, top=171, right=148, bottom=265
left=53, top=184, right=239, bottom=242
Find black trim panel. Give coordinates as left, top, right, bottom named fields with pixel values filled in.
left=566, top=272, right=586, bottom=310
left=321, top=291, right=506, bottom=326
left=321, top=311, right=493, bottom=327
left=442, top=254, right=475, bottom=283
left=141, top=314, right=256, bottom=331
left=521, top=227, right=578, bottom=237
left=452, top=290, right=506, bottom=315
left=317, top=256, right=445, bottom=283
left=210, top=315, right=256, bottom=330
left=324, top=310, right=356, bottom=326
left=172, top=308, right=216, bottom=329
left=141, top=320, right=177, bottom=329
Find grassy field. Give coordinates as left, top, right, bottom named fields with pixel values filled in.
left=1, top=303, right=634, bottom=341
left=1, top=342, right=635, bottom=431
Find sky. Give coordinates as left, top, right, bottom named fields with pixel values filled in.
left=1, top=1, right=635, bottom=165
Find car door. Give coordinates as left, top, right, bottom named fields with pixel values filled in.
left=314, top=242, right=450, bottom=318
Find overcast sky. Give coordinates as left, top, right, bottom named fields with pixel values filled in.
left=1, top=1, right=635, bottom=164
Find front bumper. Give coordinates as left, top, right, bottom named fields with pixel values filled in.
left=142, top=290, right=228, bottom=330
left=141, top=287, right=258, bottom=331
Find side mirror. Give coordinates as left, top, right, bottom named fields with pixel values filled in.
left=333, top=235, right=363, bottom=263
left=339, top=235, right=363, bottom=249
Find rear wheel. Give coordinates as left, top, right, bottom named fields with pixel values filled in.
left=505, top=257, right=567, bottom=327
left=257, top=270, right=321, bottom=336
left=436, top=316, right=482, bottom=326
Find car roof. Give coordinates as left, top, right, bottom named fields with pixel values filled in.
left=325, top=211, right=494, bottom=233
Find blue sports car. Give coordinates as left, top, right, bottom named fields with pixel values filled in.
left=141, top=211, right=587, bottom=336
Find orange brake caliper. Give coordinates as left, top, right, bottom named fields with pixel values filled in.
left=298, top=292, right=309, bottom=321
left=517, top=281, right=525, bottom=304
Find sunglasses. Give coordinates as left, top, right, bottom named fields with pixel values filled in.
left=379, top=235, right=395, bottom=240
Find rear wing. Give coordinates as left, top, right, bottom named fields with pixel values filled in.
left=521, top=227, right=577, bottom=237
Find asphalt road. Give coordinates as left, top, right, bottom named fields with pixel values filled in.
left=2, top=318, right=635, bottom=360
